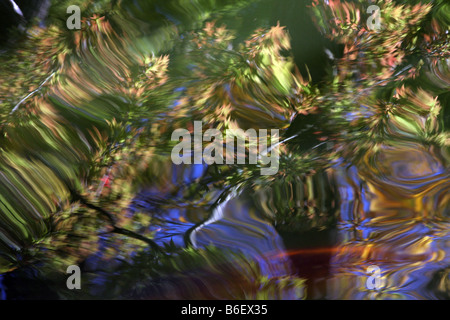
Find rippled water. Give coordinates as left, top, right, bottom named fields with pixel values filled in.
left=0, top=0, right=449, bottom=299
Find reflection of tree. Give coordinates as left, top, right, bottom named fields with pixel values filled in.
left=427, top=267, right=450, bottom=299
left=0, top=0, right=448, bottom=299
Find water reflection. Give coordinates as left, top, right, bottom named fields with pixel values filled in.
left=329, top=146, right=449, bottom=299
left=191, top=189, right=293, bottom=278
left=0, top=0, right=448, bottom=300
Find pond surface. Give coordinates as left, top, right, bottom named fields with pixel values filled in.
left=0, top=0, right=448, bottom=299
